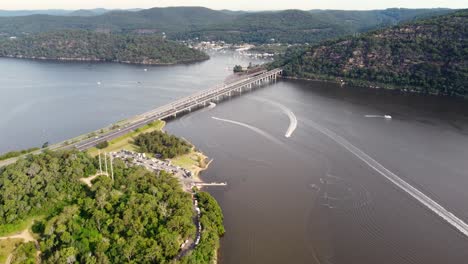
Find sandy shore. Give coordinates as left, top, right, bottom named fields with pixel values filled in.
left=189, top=151, right=214, bottom=184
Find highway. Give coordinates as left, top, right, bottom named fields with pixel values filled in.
left=73, top=68, right=282, bottom=151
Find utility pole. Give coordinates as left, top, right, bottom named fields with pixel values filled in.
left=110, top=154, right=114, bottom=182
left=98, top=150, right=102, bottom=174
left=104, top=152, right=108, bottom=176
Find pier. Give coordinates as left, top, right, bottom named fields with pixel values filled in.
left=194, top=182, right=228, bottom=187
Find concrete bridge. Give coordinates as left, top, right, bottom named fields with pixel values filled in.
left=74, top=68, right=283, bottom=150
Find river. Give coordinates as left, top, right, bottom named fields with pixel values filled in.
left=1, top=53, right=468, bottom=263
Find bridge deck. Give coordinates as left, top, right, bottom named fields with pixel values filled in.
left=72, top=68, right=283, bottom=151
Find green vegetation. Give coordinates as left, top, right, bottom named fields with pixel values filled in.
left=0, top=147, right=39, bottom=161
left=10, top=242, right=36, bottom=264
left=0, top=217, right=38, bottom=237
left=272, top=10, right=468, bottom=97
left=134, top=130, right=191, bottom=159
left=95, top=141, right=109, bottom=149
left=181, top=192, right=224, bottom=264
left=0, top=238, right=24, bottom=263
left=0, top=7, right=455, bottom=44
left=87, top=120, right=165, bottom=157
left=0, top=151, right=96, bottom=225
left=38, top=163, right=195, bottom=263
left=171, top=150, right=209, bottom=178
left=0, top=146, right=223, bottom=263
left=0, top=30, right=209, bottom=65
left=250, top=44, right=290, bottom=55
left=233, top=65, right=243, bottom=73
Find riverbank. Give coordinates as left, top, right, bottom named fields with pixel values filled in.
left=171, top=146, right=213, bottom=184
left=86, top=120, right=210, bottom=183
left=0, top=30, right=210, bottom=67
left=0, top=54, right=210, bottom=66
left=282, top=75, right=456, bottom=97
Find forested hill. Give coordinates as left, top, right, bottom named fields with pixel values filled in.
left=0, top=7, right=455, bottom=44
left=271, top=10, right=468, bottom=97
left=0, top=30, right=209, bottom=65
left=0, top=150, right=224, bottom=263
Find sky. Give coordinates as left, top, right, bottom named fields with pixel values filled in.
left=0, top=0, right=466, bottom=11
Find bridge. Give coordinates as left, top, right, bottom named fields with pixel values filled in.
left=74, top=68, right=283, bottom=151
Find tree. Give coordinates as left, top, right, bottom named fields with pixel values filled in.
left=95, top=141, right=109, bottom=149
left=233, top=65, right=243, bottom=73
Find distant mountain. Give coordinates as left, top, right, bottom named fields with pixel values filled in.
left=307, top=8, right=454, bottom=32
left=182, top=8, right=455, bottom=43
left=0, top=7, right=456, bottom=44
left=67, top=8, right=114, bottom=16
left=0, top=8, right=137, bottom=17
left=0, top=30, right=209, bottom=65
left=271, top=10, right=468, bottom=97
left=0, top=9, right=71, bottom=17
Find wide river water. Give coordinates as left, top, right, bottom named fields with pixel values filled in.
left=1, top=53, right=468, bottom=263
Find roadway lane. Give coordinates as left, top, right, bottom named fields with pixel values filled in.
left=73, top=68, right=282, bottom=151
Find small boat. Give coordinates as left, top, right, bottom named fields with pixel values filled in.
left=384, top=115, right=392, bottom=119
left=144, top=69, right=148, bottom=72
left=97, top=81, right=101, bottom=85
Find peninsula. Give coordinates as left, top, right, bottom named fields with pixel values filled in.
left=0, top=121, right=224, bottom=263
left=0, top=30, right=209, bottom=65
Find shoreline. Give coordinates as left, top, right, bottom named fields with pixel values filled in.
left=0, top=54, right=210, bottom=66
left=171, top=146, right=213, bottom=186
left=282, top=75, right=466, bottom=98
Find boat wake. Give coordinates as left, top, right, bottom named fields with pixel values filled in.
left=365, top=115, right=392, bottom=119
left=250, top=97, right=298, bottom=138
left=302, top=119, right=468, bottom=237
left=212, top=116, right=284, bottom=146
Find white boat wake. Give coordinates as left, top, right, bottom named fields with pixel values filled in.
left=208, top=102, right=217, bottom=109
left=302, top=119, right=468, bottom=237
left=212, top=117, right=284, bottom=146
left=365, top=115, right=392, bottom=119
left=250, top=97, right=298, bottom=138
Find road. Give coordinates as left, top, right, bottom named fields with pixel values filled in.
left=73, top=68, right=281, bottom=151
left=0, top=68, right=281, bottom=167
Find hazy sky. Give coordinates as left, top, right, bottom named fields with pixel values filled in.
left=0, top=0, right=466, bottom=11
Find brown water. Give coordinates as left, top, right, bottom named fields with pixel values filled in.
left=165, top=80, right=468, bottom=264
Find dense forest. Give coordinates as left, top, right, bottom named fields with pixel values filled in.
left=133, top=130, right=192, bottom=159
left=0, top=7, right=455, bottom=44
left=0, top=147, right=39, bottom=161
left=270, top=10, right=468, bottom=97
left=39, top=164, right=195, bottom=263
left=0, top=30, right=209, bottom=64
left=0, top=151, right=96, bottom=224
left=0, top=150, right=224, bottom=263
left=180, top=192, right=225, bottom=263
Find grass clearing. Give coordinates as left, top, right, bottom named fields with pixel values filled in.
left=171, top=149, right=208, bottom=177
left=0, top=217, right=37, bottom=237
left=0, top=238, right=22, bottom=263
left=88, top=120, right=165, bottom=156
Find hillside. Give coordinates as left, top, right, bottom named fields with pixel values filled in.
left=177, top=8, right=455, bottom=43
left=0, top=7, right=455, bottom=44
left=0, top=30, right=209, bottom=65
left=0, top=150, right=224, bottom=263
left=271, top=10, right=468, bottom=97
left=0, top=8, right=136, bottom=17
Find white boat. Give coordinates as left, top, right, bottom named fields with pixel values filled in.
left=144, top=68, right=148, bottom=72
left=384, top=115, right=392, bottom=119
